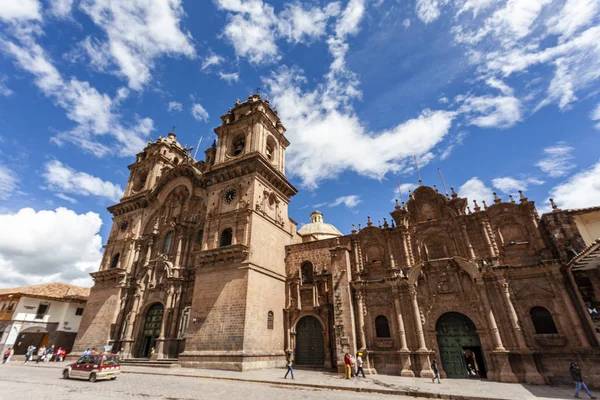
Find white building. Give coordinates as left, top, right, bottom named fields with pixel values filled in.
left=0, top=283, right=90, bottom=356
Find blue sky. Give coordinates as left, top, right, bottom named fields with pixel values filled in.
left=0, top=0, right=599, bottom=287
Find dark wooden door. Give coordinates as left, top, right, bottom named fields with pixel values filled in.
left=295, top=316, right=324, bottom=367
left=436, top=312, right=485, bottom=378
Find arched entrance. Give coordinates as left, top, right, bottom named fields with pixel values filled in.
left=138, top=303, right=164, bottom=358
left=295, top=316, right=324, bottom=367
left=13, top=326, right=48, bottom=355
left=436, top=312, right=487, bottom=379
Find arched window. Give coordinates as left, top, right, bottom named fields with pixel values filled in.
left=196, top=229, right=204, bottom=245
left=220, top=228, right=233, bottom=247
left=162, top=231, right=174, bottom=254
left=267, top=311, right=274, bottom=330
left=110, top=253, right=120, bottom=269
left=301, top=262, right=314, bottom=284
left=530, top=306, right=558, bottom=334
left=375, top=315, right=391, bottom=338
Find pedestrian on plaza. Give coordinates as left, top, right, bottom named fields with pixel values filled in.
left=149, top=347, right=155, bottom=359
left=82, top=348, right=90, bottom=357
left=54, top=347, right=63, bottom=362
left=60, top=348, right=66, bottom=361
left=344, top=353, right=352, bottom=379
left=356, top=352, right=366, bottom=378
left=46, top=345, right=54, bottom=362
left=432, top=360, right=441, bottom=384
left=350, top=354, right=356, bottom=378
left=91, top=348, right=99, bottom=355
left=118, top=348, right=124, bottom=360
left=36, top=345, right=46, bottom=363
left=284, top=351, right=294, bottom=379
left=571, top=362, right=596, bottom=399
left=3, top=347, right=13, bottom=364
left=24, top=345, right=36, bottom=363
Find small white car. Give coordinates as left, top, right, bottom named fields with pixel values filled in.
left=63, top=354, right=121, bottom=382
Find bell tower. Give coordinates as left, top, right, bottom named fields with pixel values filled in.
left=180, top=93, right=298, bottom=371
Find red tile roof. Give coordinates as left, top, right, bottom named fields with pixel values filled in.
left=0, top=282, right=90, bottom=302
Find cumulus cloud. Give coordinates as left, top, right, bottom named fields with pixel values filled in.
left=49, top=0, right=75, bottom=19
left=168, top=101, right=183, bottom=112
left=0, top=208, right=102, bottom=288
left=329, top=195, right=362, bottom=208
left=0, top=164, right=18, bottom=200
left=191, top=103, right=209, bottom=122
left=42, top=160, right=124, bottom=203
left=215, top=0, right=340, bottom=64
left=2, top=30, right=155, bottom=157
left=201, top=52, right=224, bottom=70
left=536, top=142, right=576, bottom=177
left=458, top=177, right=494, bottom=205
left=219, top=71, right=239, bottom=83
left=79, top=0, right=195, bottom=90
left=416, top=0, right=448, bottom=24
left=550, top=160, right=600, bottom=209
left=491, top=176, right=544, bottom=194
left=0, top=0, right=41, bottom=21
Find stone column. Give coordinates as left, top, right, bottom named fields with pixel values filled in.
left=409, top=286, right=433, bottom=378
left=477, top=280, right=518, bottom=383
left=123, top=292, right=143, bottom=358
left=174, top=235, right=183, bottom=267
left=355, top=290, right=374, bottom=373
left=402, top=232, right=411, bottom=267
left=462, top=224, right=476, bottom=259
left=393, top=287, right=413, bottom=376
left=155, top=287, right=174, bottom=359
left=500, top=280, right=545, bottom=384
left=481, top=221, right=496, bottom=258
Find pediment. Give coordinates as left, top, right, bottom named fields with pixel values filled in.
left=514, top=282, right=554, bottom=300
left=366, top=292, right=392, bottom=307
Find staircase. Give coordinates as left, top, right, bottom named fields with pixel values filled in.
left=120, top=358, right=179, bottom=368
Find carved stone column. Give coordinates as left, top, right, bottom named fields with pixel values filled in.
left=500, top=280, right=545, bottom=384
left=355, top=290, right=374, bottom=373
left=481, top=221, right=496, bottom=258
left=477, top=280, right=518, bottom=383
left=123, top=291, right=143, bottom=358
left=393, top=286, right=413, bottom=377
left=402, top=232, right=411, bottom=267
left=155, top=286, right=174, bottom=359
left=409, top=286, right=433, bottom=378
left=462, top=224, right=476, bottom=259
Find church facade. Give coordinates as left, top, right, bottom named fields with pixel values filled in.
left=72, top=94, right=600, bottom=385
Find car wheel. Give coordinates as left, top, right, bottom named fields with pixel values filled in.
left=89, top=373, right=97, bottom=383
left=110, top=377, right=117, bottom=380
left=63, top=370, right=70, bottom=379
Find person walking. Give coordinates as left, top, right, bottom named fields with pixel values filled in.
left=284, top=351, right=294, bottom=379
left=356, top=352, right=366, bottom=378
left=24, top=345, right=36, bottom=363
left=3, top=347, right=13, bottom=364
left=350, top=353, right=356, bottom=378
left=432, top=359, right=441, bottom=384
left=571, top=362, right=596, bottom=399
left=118, top=348, right=124, bottom=360
left=36, top=346, right=46, bottom=363
left=344, top=353, right=352, bottom=379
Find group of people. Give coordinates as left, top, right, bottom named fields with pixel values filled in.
left=343, top=352, right=366, bottom=379
left=24, top=345, right=66, bottom=363
left=2, top=347, right=14, bottom=363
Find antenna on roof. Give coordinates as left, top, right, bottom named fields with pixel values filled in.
left=396, top=178, right=404, bottom=206
left=414, top=155, right=422, bottom=186
left=193, top=137, right=203, bottom=160
left=438, top=168, right=449, bottom=197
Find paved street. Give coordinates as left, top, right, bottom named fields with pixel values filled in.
left=0, top=364, right=412, bottom=400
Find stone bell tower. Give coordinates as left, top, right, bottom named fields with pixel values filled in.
left=179, top=93, right=298, bottom=371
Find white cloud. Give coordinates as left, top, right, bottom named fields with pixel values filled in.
left=49, top=0, right=74, bottom=18
left=403, top=18, right=411, bottom=29
left=215, top=0, right=341, bottom=64
left=458, top=177, right=494, bottom=205
left=168, top=101, right=183, bottom=112
left=0, top=0, right=41, bottom=21
left=0, top=76, right=13, bottom=96
left=219, top=71, right=239, bottom=83
left=2, top=32, right=154, bottom=157
left=0, top=207, right=102, bottom=288
left=536, top=143, right=576, bottom=177
left=491, top=176, right=544, bottom=194
left=547, top=0, right=599, bottom=40
left=392, top=182, right=418, bottom=203
left=550, top=160, right=600, bottom=209
left=0, top=164, right=18, bottom=200
left=55, top=193, right=77, bottom=204
left=439, top=131, right=467, bottom=160
left=329, top=195, right=362, bottom=208
left=591, top=103, right=600, bottom=129
left=79, top=0, right=195, bottom=90
left=191, top=103, right=209, bottom=122
left=416, top=0, right=448, bottom=24
left=458, top=94, right=521, bottom=128
left=201, top=53, right=224, bottom=70
left=42, top=160, right=124, bottom=203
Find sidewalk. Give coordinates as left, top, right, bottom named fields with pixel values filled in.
left=3, top=362, right=577, bottom=400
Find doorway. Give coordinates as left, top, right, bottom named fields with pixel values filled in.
left=295, top=316, right=325, bottom=367
left=139, top=303, right=163, bottom=358
left=436, top=312, right=487, bottom=379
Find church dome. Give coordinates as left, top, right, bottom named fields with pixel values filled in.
left=297, top=211, right=343, bottom=242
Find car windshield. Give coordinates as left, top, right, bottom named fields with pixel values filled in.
left=102, top=355, right=119, bottom=365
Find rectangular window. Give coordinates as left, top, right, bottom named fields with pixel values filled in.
left=35, top=303, right=49, bottom=320
left=75, top=307, right=84, bottom=316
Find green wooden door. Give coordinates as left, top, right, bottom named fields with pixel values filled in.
left=436, top=313, right=483, bottom=378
